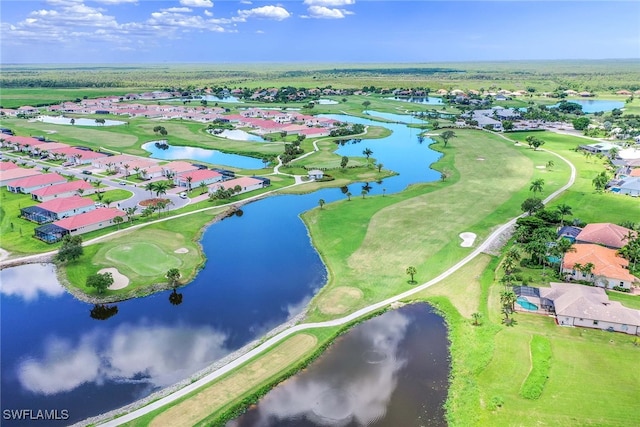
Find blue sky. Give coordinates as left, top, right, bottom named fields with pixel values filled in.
left=1, top=1, right=639, bottom=63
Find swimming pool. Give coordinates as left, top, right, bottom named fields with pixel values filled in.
left=517, top=296, right=538, bottom=311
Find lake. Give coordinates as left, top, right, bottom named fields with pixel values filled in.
left=548, top=99, right=625, bottom=113
left=207, top=128, right=268, bottom=143
left=37, top=116, right=126, bottom=127
left=141, top=141, right=264, bottom=169
left=362, top=110, right=428, bottom=124
left=229, top=304, right=449, bottom=427
left=386, top=96, right=444, bottom=105
left=1, top=112, right=443, bottom=425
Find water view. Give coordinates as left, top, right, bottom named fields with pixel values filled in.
left=548, top=99, right=625, bottom=113
left=208, top=128, right=268, bottom=142
left=362, top=110, right=428, bottom=124
left=2, top=113, right=442, bottom=425
left=316, top=99, right=339, bottom=105
left=37, top=116, right=126, bottom=126
left=229, top=304, right=449, bottom=427
left=386, top=96, right=444, bottom=105
left=141, top=141, right=264, bottom=169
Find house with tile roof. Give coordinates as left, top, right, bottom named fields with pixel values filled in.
left=208, top=176, right=265, bottom=195
left=576, top=223, right=636, bottom=249
left=6, top=173, right=66, bottom=194
left=175, top=169, right=222, bottom=188
left=0, top=168, right=42, bottom=186
left=21, top=196, right=95, bottom=224
left=31, top=180, right=94, bottom=202
left=34, top=208, right=126, bottom=243
left=562, top=243, right=639, bottom=290
left=540, top=282, right=640, bottom=335
left=0, top=161, right=19, bottom=171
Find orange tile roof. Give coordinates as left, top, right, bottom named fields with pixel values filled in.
left=563, top=243, right=637, bottom=282
left=576, top=223, right=636, bottom=249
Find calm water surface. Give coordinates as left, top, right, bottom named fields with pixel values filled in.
left=141, top=141, right=264, bottom=169
left=229, top=304, right=449, bottom=427
left=1, top=112, right=444, bottom=424
left=548, top=99, right=624, bottom=113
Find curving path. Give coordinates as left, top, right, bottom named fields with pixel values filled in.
left=97, top=142, right=577, bottom=426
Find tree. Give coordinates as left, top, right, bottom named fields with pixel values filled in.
left=502, top=246, right=521, bottom=276
left=406, top=266, right=417, bottom=284
left=133, top=166, right=141, bottom=178
left=500, top=289, right=517, bottom=312
left=186, top=176, right=193, bottom=191
left=521, top=197, right=544, bottom=215
left=361, top=189, right=368, bottom=199
left=86, top=272, right=113, bottom=294
left=377, top=162, right=384, bottom=173
left=166, top=268, right=181, bottom=287
left=440, top=130, right=456, bottom=147
left=144, top=182, right=156, bottom=195
left=553, top=237, right=576, bottom=273
left=440, top=168, right=452, bottom=182
left=318, top=199, right=325, bottom=209
left=125, top=206, right=137, bottom=223
left=42, top=166, right=50, bottom=173
left=346, top=191, right=352, bottom=201
left=529, top=178, right=545, bottom=196
left=556, top=204, right=572, bottom=226
left=362, top=100, right=371, bottom=109
left=471, top=312, right=482, bottom=326
left=341, top=156, right=349, bottom=169
left=123, top=164, right=130, bottom=177
left=70, top=118, right=75, bottom=125
left=199, top=181, right=208, bottom=194
left=154, top=181, right=169, bottom=197
left=103, top=198, right=112, bottom=208
left=262, top=157, right=270, bottom=168
left=572, top=116, right=590, bottom=131
left=546, top=160, right=554, bottom=169
left=55, top=235, right=83, bottom=263
left=113, top=215, right=124, bottom=230
left=362, top=148, right=373, bottom=162
left=502, top=120, right=514, bottom=131
left=592, top=171, right=609, bottom=192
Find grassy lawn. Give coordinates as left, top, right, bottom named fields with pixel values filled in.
left=87, top=188, right=134, bottom=203
left=303, top=129, right=569, bottom=322
left=507, top=131, right=640, bottom=224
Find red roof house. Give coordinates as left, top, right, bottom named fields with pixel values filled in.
left=176, top=169, right=222, bottom=188
left=576, top=223, right=636, bottom=249
left=7, top=173, right=66, bottom=194
left=31, top=180, right=93, bottom=202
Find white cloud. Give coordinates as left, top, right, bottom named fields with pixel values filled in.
left=161, top=7, right=193, bottom=13
left=180, top=0, right=213, bottom=7
left=306, top=5, right=352, bottom=19
left=0, top=264, right=65, bottom=302
left=17, top=323, right=230, bottom=395
left=93, top=0, right=138, bottom=4
left=203, top=9, right=213, bottom=17
left=304, top=0, right=355, bottom=6
left=238, top=5, right=291, bottom=21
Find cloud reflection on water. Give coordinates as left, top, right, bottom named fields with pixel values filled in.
left=230, top=311, right=411, bottom=427
left=18, top=323, right=228, bottom=395
left=0, top=264, right=65, bottom=302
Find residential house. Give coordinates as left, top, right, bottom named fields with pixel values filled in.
left=34, top=208, right=126, bottom=243
left=31, top=180, right=94, bottom=202
left=0, top=168, right=42, bottom=186
left=562, top=243, right=638, bottom=290
left=139, top=165, right=165, bottom=180
left=575, top=223, right=636, bottom=249
left=48, top=147, right=108, bottom=165
left=615, top=177, right=640, bottom=196
left=208, top=176, right=265, bottom=195
left=92, top=154, right=138, bottom=170
left=175, top=169, right=222, bottom=188
left=21, top=196, right=95, bottom=224
left=7, top=173, right=66, bottom=194
left=161, top=161, right=200, bottom=178
left=308, top=169, right=324, bottom=180
left=579, top=142, right=619, bottom=155
left=0, top=161, right=19, bottom=171
left=539, top=282, right=640, bottom=335
left=17, top=106, right=39, bottom=115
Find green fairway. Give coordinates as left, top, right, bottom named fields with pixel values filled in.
left=104, top=242, right=181, bottom=276
left=303, top=129, right=570, bottom=321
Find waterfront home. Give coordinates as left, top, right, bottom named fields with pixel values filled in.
left=31, top=180, right=94, bottom=202
left=540, top=283, right=640, bottom=335
left=139, top=165, right=165, bottom=180
left=92, top=154, right=138, bottom=170
left=6, top=173, right=66, bottom=194
left=614, top=177, right=640, bottom=196
left=34, top=208, right=126, bottom=243
left=32, top=142, right=70, bottom=156
left=0, top=168, right=42, bottom=186
left=308, top=169, right=324, bottom=180
left=17, top=106, right=40, bottom=115
left=175, top=169, right=222, bottom=188
left=576, top=223, right=635, bottom=249
left=562, top=243, right=638, bottom=290
left=208, top=176, right=265, bottom=195
left=161, top=161, right=200, bottom=178
left=21, top=196, right=95, bottom=224
left=48, top=147, right=108, bottom=165
left=115, top=159, right=157, bottom=176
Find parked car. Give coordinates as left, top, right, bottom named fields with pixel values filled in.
left=62, top=162, right=74, bottom=167
left=82, top=170, right=92, bottom=175
left=179, top=192, right=188, bottom=199
left=119, top=181, right=127, bottom=186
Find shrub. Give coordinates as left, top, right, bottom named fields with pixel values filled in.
left=613, top=286, right=631, bottom=293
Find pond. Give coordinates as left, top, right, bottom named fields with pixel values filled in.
left=1, top=112, right=443, bottom=425
left=207, top=128, right=268, bottom=143
left=362, top=110, right=428, bottom=125
left=316, top=99, right=339, bottom=105
left=36, top=115, right=126, bottom=127
left=141, top=141, right=264, bottom=169
left=548, top=99, right=625, bottom=113
left=386, top=96, right=444, bottom=105
left=194, top=95, right=242, bottom=103
left=229, top=304, right=449, bottom=427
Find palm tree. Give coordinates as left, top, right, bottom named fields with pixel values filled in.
left=471, top=312, right=482, bottom=326
left=553, top=237, right=576, bottom=273
left=362, top=148, right=373, bottom=162
left=406, top=266, right=417, bottom=284
left=546, top=160, right=555, bottom=169
left=133, top=166, right=141, bottom=178
left=123, top=164, right=130, bottom=177
left=377, top=162, right=384, bottom=173
left=318, top=199, right=325, bottom=209
left=186, top=176, right=193, bottom=191
left=154, top=181, right=168, bottom=197
left=346, top=192, right=352, bottom=201
left=76, top=188, right=85, bottom=196
left=198, top=181, right=208, bottom=194
left=144, top=182, right=156, bottom=196
left=500, top=290, right=517, bottom=312
left=70, top=118, right=75, bottom=125
left=155, top=200, right=168, bottom=217
left=42, top=166, right=50, bottom=173
left=556, top=204, right=573, bottom=226
left=166, top=268, right=181, bottom=287
left=581, top=262, right=595, bottom=280
left=103, top=198, right=112, bottom=208
left=361, top=189, right=368, bottom=199
left=125, top=206, right=137, bottom=223
left=529, top=178, right=545, bottom=196
left=113, top=215, right=124, bottom=230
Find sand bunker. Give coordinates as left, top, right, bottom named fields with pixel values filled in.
left=99, top=267, right=130, bottom=290
left=0, top=248, right=9, bottom=262
left=476, top=157, right=485, bottom=161
left=174, top=247, right=189, bottom=254
left=536, top=165, right=546, bottom=169
left=459, top=232, right=477, bottom=248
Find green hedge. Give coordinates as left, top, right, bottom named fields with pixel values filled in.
left=520, top=335, right=552, bottom=400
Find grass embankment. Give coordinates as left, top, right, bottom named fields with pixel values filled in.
left=0, top=87, right=153, bottom=109
left=0, top=188, right=57, bottom=254
left=519, top=335, right=552, bottom=399
left=303, top=129, right=569, bottom=322
left=63, top=206, right=225, bottom=299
